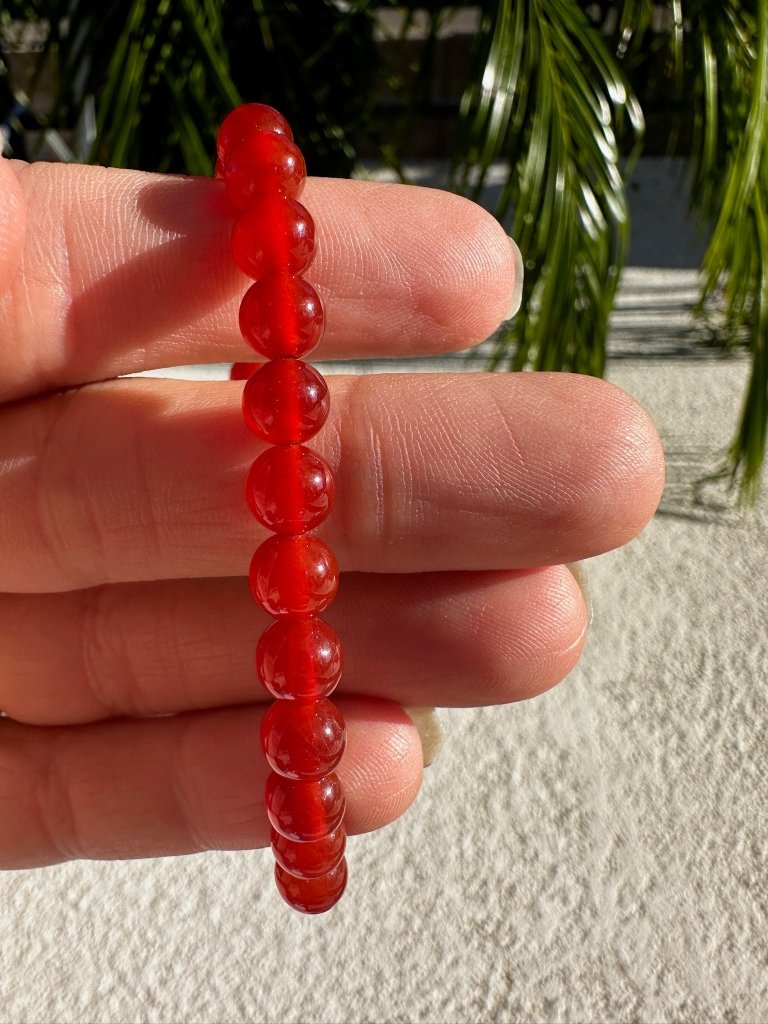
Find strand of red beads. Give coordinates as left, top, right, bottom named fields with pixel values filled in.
left=216, top=104, right=348, bottom=914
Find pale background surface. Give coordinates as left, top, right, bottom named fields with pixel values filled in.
left=2, top=161, right=767, bottom=1023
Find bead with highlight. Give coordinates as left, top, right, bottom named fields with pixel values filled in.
left=256, top=617, right=343, bottom=700
left=265, top=771, right=345, bottom=842
left=246, top=443, right=335, bottom=534
left=242, top=358, right=329, bottom=444
left=249, top=534, right=339, bottom=618
left=271, top=826, right=346, bottom=879
left=239, top=274, right=324, bottom=359
left=231, top=196, right=314, bottom=279
left=274, top=858, right=348, bottom=914
left=223, top=131, right=306, bottom=208
left=217, top=102, right=292, bottom=159
left=261, top=697, right=346, bottom=780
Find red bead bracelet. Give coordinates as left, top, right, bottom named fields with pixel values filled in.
left=216, top=103, right=347, bottom=914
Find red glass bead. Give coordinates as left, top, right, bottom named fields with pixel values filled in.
left=217, top=103, right=292, bottom=159
left=261, top=697, right=346, bottom=780
left=271, top=826, right=346, bottom=879
left=274, top=858, right=348, bottom=914
left=265, top=771, right=345, bottom=842
left=223, top=132, right=306, bottom=209
left=256, top=617, right=343, bottom=700
left=230, top=361, right=261, bottom=380
left=246, top=444, right=335, bottom=534
left=249, top=534, right=339, bottom=618
left=242, top=358, right=329, bottom=444
left=239, top=274, right=324, bottom=359
left=231, top=196, right=314, bottom=279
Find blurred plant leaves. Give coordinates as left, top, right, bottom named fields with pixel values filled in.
left=450, top=0, right=644, bottom=378
left=685, top=0, right=768, bottom=501
left=0, top=0, right=383, bottom=174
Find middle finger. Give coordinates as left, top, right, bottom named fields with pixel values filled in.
left=0, top=371, right=662, bottom=592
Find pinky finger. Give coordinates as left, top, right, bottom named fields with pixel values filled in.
left=0, top=697, right=422, bottom=869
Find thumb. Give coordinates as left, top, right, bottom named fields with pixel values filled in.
left=0, top=155, right=26, bottom=296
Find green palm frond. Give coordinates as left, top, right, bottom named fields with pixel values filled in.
left=685, top=0, right=768, bottom=500
left=7, top=0, right=382, bottom=175
left=452, top=0, right=644, bottom=376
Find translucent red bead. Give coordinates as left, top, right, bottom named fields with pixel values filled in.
left=256, top=617, right=343, bottom=700
left=249, top=534, right=339, bottom=618
left=271, top=826, right=345, bottom=879
left=274, top=859, right=348, bottom=915
left=265, top=771, right=345, bottom=842
left=246, top=444, right=335, bottom=534
left=260, top=697, right=346, bottom=779
left=217, top=103, right=292, bottom=160
left=224, top=133, right=306, bottom=209
left=231, top=197, right=315, bottom=279
left=242, top=358, right=330, bottom=444
left=218, top=103, right=347, bottom=913
left=239, top=274, right=324, bottom=359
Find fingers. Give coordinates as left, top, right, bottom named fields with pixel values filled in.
left=0, top=697, right=422, bottom=868
left=0, top=161, right=516, bottom=401
left=0, top=566, right=587, bottom=725
left=0, top=158, right=25, bottom=297
left=0, top=373, right=664, bottom=592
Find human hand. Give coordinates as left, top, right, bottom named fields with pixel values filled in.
left=0, top=155, right=664, bottom=867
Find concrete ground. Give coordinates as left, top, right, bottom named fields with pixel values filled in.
left=2, top=160, right=766, bottom=1023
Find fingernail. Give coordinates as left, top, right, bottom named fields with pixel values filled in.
left=503, top=236, right=525, bottom=321
left=566, top=561, right=593, bottom=627
left=403, top=706, right=443, bottom=767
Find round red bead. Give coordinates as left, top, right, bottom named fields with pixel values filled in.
left=223, top=132, right=306, bottom=209
left=239, top=274, right=324, bottom=359
left=246, top=444, right=335, bottom=534
left=242, top=358, right=329, bottom=444
left=271, top=826, right=346, bottom=879
left=217, top=102, right=292, bottom=159
left=265, top=771, right=345, bottom=842
left=261, top=698, right=346, bottom=780
left=231, top=196, right=314, bottom=279
left=249, top=534, right=339, bottom=618
left=256, top=617, right=343, bottom=700
left=274, top=858, right=348, bottom=914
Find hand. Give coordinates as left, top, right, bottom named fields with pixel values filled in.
left=0, top=156, right=664, bottom=867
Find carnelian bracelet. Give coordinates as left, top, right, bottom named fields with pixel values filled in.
left=216, top=104, right=347, bottom=914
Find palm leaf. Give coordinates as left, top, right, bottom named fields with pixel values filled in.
left=9, top=0, right=382, bottom=176
left=685, top=0, right=768, bottom=499
left=453, top=0, right=643, bottom=377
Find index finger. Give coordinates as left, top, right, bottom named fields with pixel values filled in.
left=0, top=161, right=518, bottom=402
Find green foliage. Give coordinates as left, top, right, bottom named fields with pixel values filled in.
left=1, top=0, right=382, bottom=175
left=450, top=0, right=644, bottom=377
left=686, top=0, right=768, bottom=501
left=451, top=0, right=767, bottom=499
left=1, top=0, right=766, bottom=498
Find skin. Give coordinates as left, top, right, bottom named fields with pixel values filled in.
left=0, top=156, right=665, bottom=868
